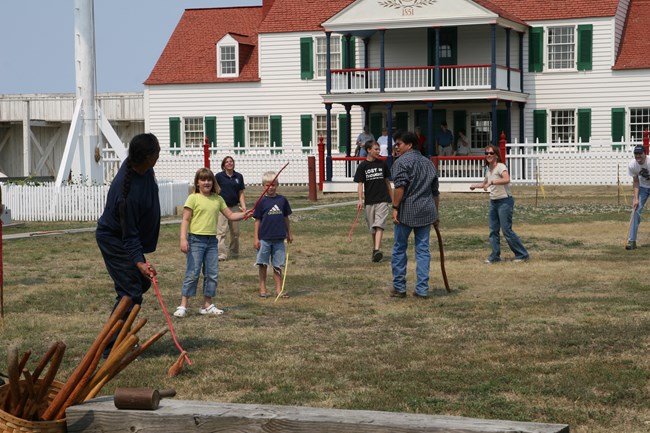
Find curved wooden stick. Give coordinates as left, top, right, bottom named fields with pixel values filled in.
left=434, top=223, right=451, bottom=293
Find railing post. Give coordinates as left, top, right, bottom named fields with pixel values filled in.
left=499, top=131, right=507, bottom=163
left=318, top=134, right=325, bottom=191
left=644, top=129, right=649, bottom=155
left=203, top=136, right=210, bottom=169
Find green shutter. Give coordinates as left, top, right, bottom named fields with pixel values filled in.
left=577, top=108, right=591, bottom=150
left=204, top=116, right=216, bottom=146
left=395, top=112, right=409, bottom=134
left=577, top=24, right=593, bottom=71
left=233, top=116, right=245, bottom=148
left=270, top=115, right=282, bottom=153
left=427, top=28, right=435, bottom=67
left=342, top=36, right=356, bottom=69
left=169, top=117, right=181, bottom=154
left=300, top=37, right=314, bottom=80
left=300, top=114, right=313, bottom=153
left=338, top=113, right=349, bottom=153
left=529, top=27, right=543, bottom=72
left=370, top=112, right=383, bottom=139
left=612, top=108, right=625, bottom=149
left=533, top=109, right=547, bottom=150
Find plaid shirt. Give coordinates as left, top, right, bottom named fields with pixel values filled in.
left=391, top=150, right=439, bottom=227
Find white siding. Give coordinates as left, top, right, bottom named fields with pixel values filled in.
left=146, top=31, right=364, bottom=152
left=614, top=0, right=630, bottom=55
left=522, top=16, right=650, bottom=143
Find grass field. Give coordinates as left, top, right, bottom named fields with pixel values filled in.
left=1, top=185, right=649, bottom=432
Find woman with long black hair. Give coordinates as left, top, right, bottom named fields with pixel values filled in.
left=96, top=133, right=161, bottom=315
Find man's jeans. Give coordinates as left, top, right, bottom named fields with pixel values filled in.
left=488, top=196, right=528, bottom=261
left=392, top=223, right=431, bottom=296
left=629, top=186, right=650, bottom=241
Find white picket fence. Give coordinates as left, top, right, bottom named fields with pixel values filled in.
left=1, top=140, right=641, bottom=221
left=1, top=181, right=189, bottom=222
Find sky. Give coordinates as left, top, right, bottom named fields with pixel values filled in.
left=0, top=0, right=261, bottom=95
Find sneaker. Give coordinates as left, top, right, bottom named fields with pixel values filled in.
left=625, top=241, right=637, bottom=250
left=513, top=257, right=529, bottom=263
left=484, top=258, right=500, bottom=264
left=200, top=304, right=224, bottom=315
left=389, top=289, right=406, bottom=298
left=413, top=292, right=428, bottom=299
left=173, top=306, right=187, bottom=318
left=372, top=250, right=383, bottom=262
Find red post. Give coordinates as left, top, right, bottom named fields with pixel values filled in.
left=203, top=136, right=210, bottom=169
left=317, top=134, right=325, bottom=192
left=499, top=131, right=507, bottom=162
left=308, top=156, right=317, bottom=201
left=644, top=129, right=649, bottom=155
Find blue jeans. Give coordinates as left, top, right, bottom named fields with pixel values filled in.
left=181, top=234, right=218, bottom=298
left=488, top=196, right=529, bottom=261
left=628, top=186, right=650, bottom=241
left=255, top=239, right=286, bottom=270
left=392, top=223, right=431, bottom=296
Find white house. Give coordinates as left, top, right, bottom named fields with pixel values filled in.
left=144, top=0, right=650, bottom=182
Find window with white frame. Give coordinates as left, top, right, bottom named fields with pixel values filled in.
left=220, top=45, right=237, bottom=76
left=184, top=117, right=204, bottom=147
left=316, top=36, right=341, bottom=78
left=248, top=116, right=269, bottom=147
left=630, top=108, right=650, bottom=142
left=550, top=109, right=575, bottom=142
left=470, top=112, right=492, bottom=148
left=316, top=114, right=338, bottom=146
left=547, top=26, right=575, bottom=70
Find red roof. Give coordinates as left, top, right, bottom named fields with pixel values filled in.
left=613, top=0, right=650, bottom=70
left=487, top=0, right=620, bottom=20
left=258, top=0, right=356, bottom=33
left=146, top=0, right=643, bottom=85
left=145, top=7, right=263, bottom=85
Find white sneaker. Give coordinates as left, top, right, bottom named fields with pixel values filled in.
left=200, top=304, right=224, bottom=315
left=173, top=306, right=187, bottom=318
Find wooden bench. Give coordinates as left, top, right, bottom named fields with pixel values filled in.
left=66, top=398, right=569, bottom=433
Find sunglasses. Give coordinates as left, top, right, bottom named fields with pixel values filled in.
left=484, top=151, right=495, bottom=155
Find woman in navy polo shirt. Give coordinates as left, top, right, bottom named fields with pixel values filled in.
left=215, top=156, right=247, bottom=261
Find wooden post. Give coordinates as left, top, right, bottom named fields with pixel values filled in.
left=644, top=129, right=649, bottom=155
left=317, top=134, right=325, bottom=192
left=307, top=156, right=317, bottom=202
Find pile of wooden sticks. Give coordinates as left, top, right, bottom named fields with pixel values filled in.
left=2, top=296, right=167, bottom=421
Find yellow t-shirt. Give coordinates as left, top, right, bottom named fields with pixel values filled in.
left=183, top=193, right=227, bottom=235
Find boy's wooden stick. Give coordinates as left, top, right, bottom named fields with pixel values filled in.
left=244, top=162, right=290, bottom=221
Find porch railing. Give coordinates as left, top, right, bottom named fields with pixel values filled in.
left=330, top=65, right=521, bottom=93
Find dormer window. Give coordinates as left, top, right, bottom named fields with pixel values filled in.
left=217, top=34, right=239, bottom=78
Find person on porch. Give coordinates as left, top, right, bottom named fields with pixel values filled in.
left=435, top=120, right=454, bottom=156
left=355, top=125, right=375, bottom=157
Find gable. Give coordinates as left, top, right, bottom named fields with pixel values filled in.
left=324, top=0, right=526, bottom=31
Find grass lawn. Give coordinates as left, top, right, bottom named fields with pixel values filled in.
left=1, top=185, right=648, bottom=433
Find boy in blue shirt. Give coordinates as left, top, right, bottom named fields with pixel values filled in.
left=253, top=171, right=293, bottom=298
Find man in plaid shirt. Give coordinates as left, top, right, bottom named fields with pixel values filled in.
left=390, top=131, right=440, bottom=298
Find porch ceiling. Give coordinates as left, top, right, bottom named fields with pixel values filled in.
left=321, top=89, right=529, bottom=105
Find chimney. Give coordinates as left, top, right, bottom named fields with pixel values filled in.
left=262, top=0, right=275, bottom=17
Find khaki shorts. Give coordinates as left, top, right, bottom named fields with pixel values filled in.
left=365, top=202, right=389, bottom=233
